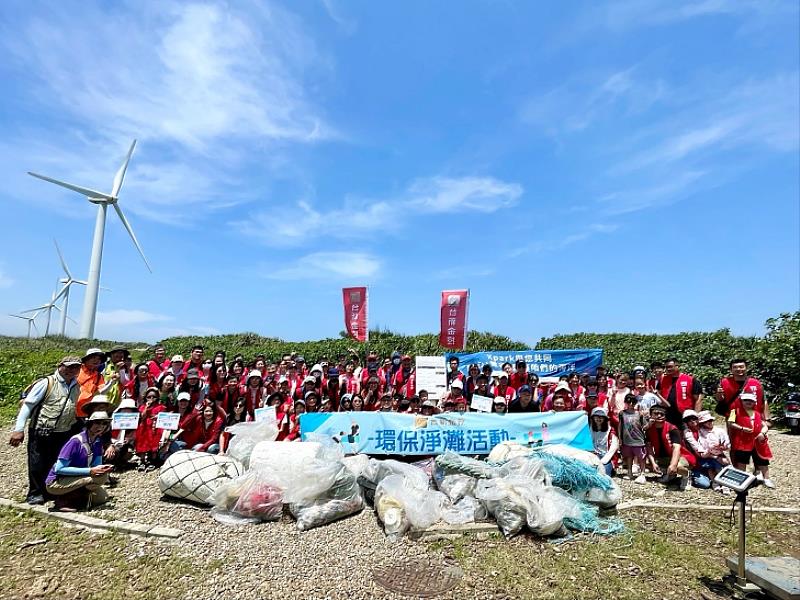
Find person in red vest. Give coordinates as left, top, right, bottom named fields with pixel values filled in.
left=727, top=392, right=774, bottom=488
left=391, top=355, right=416, bottom=398
left=491, top=372, right=516, bottom=402
left=646, top=405, right=694, bottom=490
left=659, top=358, right=703, bottom=426
left=147, top=345, right=170, bottom=380
left=715, top=358, right=769, bottom=420
left=509, top=360, right=529, bottom=390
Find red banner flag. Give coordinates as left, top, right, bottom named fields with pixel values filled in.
left=343, top=287, right=368, bottom=342
left=439, top=289, right=469, bottom=350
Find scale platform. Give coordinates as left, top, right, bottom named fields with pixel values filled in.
left=726, top=556, right=800, bottom=600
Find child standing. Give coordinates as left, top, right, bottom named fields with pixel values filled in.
left=727, top=392, right=774, bottom=488
left=618, top=393, right=647, bottom=483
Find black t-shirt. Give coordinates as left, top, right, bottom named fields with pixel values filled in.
left=508, top=398, right=539, bottom=413
left=665, top=375, right=703, bottom=425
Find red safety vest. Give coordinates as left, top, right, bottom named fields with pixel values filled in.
left=646, top=422, right=697, bottom=468
left=660, top=373, right=696, bottom=414
left=721, top=377, right=765, bottom=416
left=730, top=408, right=763, bottom=453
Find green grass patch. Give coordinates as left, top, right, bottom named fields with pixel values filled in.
left=432, top=509, right=799, bottom=600
left=0, top=507, right=200, bottom=600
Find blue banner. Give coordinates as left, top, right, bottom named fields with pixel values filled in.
left=300, top=411, right=592, bottom=455
left=445, top=348, right=603, bottom=378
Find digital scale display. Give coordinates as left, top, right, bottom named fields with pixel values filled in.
left=715, top=466, right=757, bottom=492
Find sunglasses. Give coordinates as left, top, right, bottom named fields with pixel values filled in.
left=651, top=413, right=666, bottom=418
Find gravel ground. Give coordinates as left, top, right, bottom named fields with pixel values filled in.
left=0, top=424, right=797, bottom=599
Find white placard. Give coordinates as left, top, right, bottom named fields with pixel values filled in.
left=415, top=356, right=447, bottom=401
left=254, top=406, right=277, bottom=424
left=470, top=394, right=493, bottom=413
left=111, top=412, right=140, bottom=430
left=155, top=412, right=180, bottom=431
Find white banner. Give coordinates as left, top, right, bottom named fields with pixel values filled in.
left=415, top=355, right=447, bottom=401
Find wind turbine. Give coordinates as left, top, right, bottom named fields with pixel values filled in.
left=53, top=239, right=90, bottom=336
left=28, top=140, right=152, bottom=339
left=9, top=311, right=41, bottom=339
left=22, top=282, right=64, bottom=336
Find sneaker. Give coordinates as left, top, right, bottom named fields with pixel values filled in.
left=678, top=475, right=689, bottom=491
left=634, top=475, right=646, bottom=484
left=720, top=487, right=731, bottom=495
left=763, top=479, right=775, bottom=489
left=658, top=473, right=670, bottom=484
left=26, top=495, right=45, bottom=506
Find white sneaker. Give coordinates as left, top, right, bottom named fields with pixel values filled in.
left=678, top=475, right=689, bottom=491
left=763, top=479, right=776, bottom=489
left=634, top=474, right=646, bottom=484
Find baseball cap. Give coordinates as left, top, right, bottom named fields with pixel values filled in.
left=554, top=382, right=571, bottom=394
left=518, top=384, right=532, bottom=394
left=171, top=354, right=184, bottom=363
left=740, top=392, right=757, bottom=402
left=697, top=410, right=715, bottom=424
left=451, top=379, right=464, bottom=389
left=177, top=392, right=191, bottom=402
left=682, top=409, right=699, bottom=421
left=591, top=407, right=608, bottom=418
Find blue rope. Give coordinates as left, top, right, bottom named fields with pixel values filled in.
left=528, top=450, right=614, bottom=493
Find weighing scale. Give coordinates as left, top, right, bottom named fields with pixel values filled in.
left=714, top=466, right=800, bottom=599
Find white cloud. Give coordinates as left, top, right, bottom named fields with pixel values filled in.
left=589, top=0, right=794, bottom=32
left=266, top=252, right=381, bottom=281
left=510, top=223, right=620, bottom=257
left=406, top=176, right=522, bottom=213
left=96, top=309, right=172, bottom=327
left=233, top=175, right=523, bottom=246
left=520, top=67, right=667, bottom=137
left=0, top=1, right=332, bottom=221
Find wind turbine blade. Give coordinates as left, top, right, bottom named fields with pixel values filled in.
left=28, top=172, right=113, bottom=200
left=52, top=285, right=69, bottom=302
left=111, top=140, right=137, bottom=198
left=20, top=305, right=49, bottom=313
left=112, top=203, right=152, bottom=272
left=31, top=320, right=39, bottom=334
left=67, top=315, right=78, bottom=325
left=9, top=314, right=26, bottom=320
left=53, top=239, right=72, bottom=277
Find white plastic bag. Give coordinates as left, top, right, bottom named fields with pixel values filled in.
left=289, top=462, right=364, bottom=531
left=437, top=474, right=477, bottom=503
left=364, top=459, right=431, bottom=490
left=441, top=497, right=484, bottom=525
left=225, top=421, right=279, bottom=468
left=375, top=474, right=445, bottom=530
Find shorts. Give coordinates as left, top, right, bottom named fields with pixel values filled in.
left=656, top=456, right=690, bottom=472
left=699, top=457, right=724, bottom=472
left=733, top=449, right=769, bottom=467
left=621, top=445, right=646, bottom=460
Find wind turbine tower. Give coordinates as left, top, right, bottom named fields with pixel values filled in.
left=28, top=140, right=151, bottom=339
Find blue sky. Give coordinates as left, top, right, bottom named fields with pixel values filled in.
left=0, top=0, right=797, bottom=344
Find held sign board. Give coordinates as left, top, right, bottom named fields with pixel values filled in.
left=111, top=412, right=140, bottom=430
left=300, top=410, right=592, bottom=456
left=155, top=412, right=181, bottom=431
left=415, top=356, right=447, bottom=401
left=446, top=349, right=603, bottom=379
left=470, top=394, right=493, bottom=413
left=254, top=406, right=277, bottom=424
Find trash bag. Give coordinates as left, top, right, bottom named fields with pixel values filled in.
left=363, top=458, right=431, bottom=490
left=289, top=463, right=364, bottom=531
left=437, top=474, right=477, bottom=503
left=376, top=492, right=408, bottom=541
left=225, top=420, right=279, bottom=468
left=441, top=496, right=484, bottom=525
left=209, top=507, right=261, bottom=526
left=342, top=454, right=370, bottom=478
left=526, top=486, right=581, bottom=537
left=498, top=456, right=551, bottom=486
left=435, top=451, right=499, bottom=479
left=487, top=440, right=532, bottom=463
left=582, top=481, right=622, bottom=508
left=210, top=466, right=285, bottom=521
left=475, top=477, right=527, bottom=538
left=375, top=474, right=445, bottom=531
left=158, top=450, right=244, bottom=505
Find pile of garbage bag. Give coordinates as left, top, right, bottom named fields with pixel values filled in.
left=160, top=424, right=623, bottom=538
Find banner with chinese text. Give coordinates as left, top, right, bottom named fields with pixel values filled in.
left=342, top=287, right=368, bottom=342
left=439, top=289, right=469, bottom=349
left=300, top=410, right=592, bottom=455
left=445, top=349, right=603, bottom=379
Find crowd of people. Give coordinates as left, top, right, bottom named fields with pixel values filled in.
left=8, top=344, right=775, bottom=511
